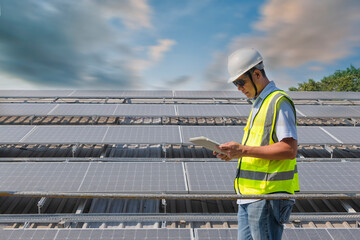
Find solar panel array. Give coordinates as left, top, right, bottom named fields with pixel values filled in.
left=0, top=229, right=192, bottom=240
left=298, top=162, right=360, bottom=193
left=1, top=90, right=360, bottom=100
left=0, top=162, right=186, bottom=193
left=1, top=125, right=359, bottom=145
left=296, top=105, right=360, bottom=118
left=1, top=162, right=359, bottom=194
left=1, top=228, right=358, bottom=240
left=3, top=103, right=360, bottom=118
left=185, top=162, right=360, bottom=194
left=1, top=90, right=360, bottom=239
left=195, top=228, right=360, bottom=240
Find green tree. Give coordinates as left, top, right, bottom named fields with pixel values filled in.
left=289, top=65, right=360, bottom=91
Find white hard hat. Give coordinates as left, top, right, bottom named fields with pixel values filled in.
left=227, top=48, right=264, bottom=83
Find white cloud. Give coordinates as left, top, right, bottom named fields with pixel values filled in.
left=148, top=39, right=176, bottom=62
left=96, top=0, right=152, bottom=29
left=230, top=0, right=360, bottom=69
left=0, top=0, right=156, bottom=89
left=129, top=39, right=177, bottom=72
left=0, top=72, right=38, bottom=90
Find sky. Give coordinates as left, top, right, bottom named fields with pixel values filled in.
left=0, top=0, right=359, bottom=91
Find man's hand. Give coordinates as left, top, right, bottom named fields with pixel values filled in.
left=213, top=141, right=247, bottom=161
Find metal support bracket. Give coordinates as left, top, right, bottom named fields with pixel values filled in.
left=37, top=197, right=47, bottom=214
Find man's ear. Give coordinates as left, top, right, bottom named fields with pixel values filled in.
left=254, top=69, right=262, bottom=80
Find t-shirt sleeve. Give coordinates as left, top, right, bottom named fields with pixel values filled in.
left=275, top=98, right=298, bottom=141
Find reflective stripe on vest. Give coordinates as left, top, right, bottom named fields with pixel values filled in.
left=234, top=90, right=300, bottom=195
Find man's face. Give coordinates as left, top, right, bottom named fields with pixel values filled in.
left=233, top=72, right=256, bottom=99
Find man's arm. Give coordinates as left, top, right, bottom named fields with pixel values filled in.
left=215, top=97, right=298, bottom=161
left=215, top=138, right=297, bottom=161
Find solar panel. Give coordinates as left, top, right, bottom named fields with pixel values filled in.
left=195, top=228, right=237, bottom=240
left=322, top=126, right=360, bottom=144
left=298, top=162, right=360, bottom=193
left=176, top=105, right=240, bottom=117
left=120, top=90, right=173, bottom=98
left=297, top=126, right=340, bottom=144
left=296, top=105, right=360, bottom=118
left=0, top=229, right=58, bottom=240
left=114, top=104, right=176, bottom=117
left=0, top=229, right=192, bottom=240
left=282, top=228, right=331, bottom=240
left=79, top=162, right=186, bottom=193
left=103, top=126, right=181, bottom=144
left=0, top=104, right=56, bottom=116
left=0, top=163, right=88, bottom=192
left=0, top=90, right=73, bottom=98
left=49, top=104, right=117, bottom=116
left=0, top=126, right=35, bottom=144
left=326, top=229, right=360, bottom=240
left=69, top=90, right=125, bottom=98
left=174, top=91, right=227, bottom=99
left=186, top=162, right=237, bottom=193
left=195, top=228, right=360, bottom=240
left=181, top=126, right=244, bottom=145
left=350, top=106, right=360, bottom=115
left=233, top=105, right=252, bottom=117
left=22, top=126, right=108, bottom=144
left=186, top=162, right=360, bottom=194
left=222, top=91, right=246, bottom=99
left=286, top=91, right=360, bottom=100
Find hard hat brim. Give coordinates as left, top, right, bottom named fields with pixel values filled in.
left=227, top=61, right=263, bottom=84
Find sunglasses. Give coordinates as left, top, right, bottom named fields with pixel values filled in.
left=233, top=78, right=246, bottom=87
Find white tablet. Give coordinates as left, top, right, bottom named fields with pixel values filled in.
left=189, top=136, right=226, bottom=155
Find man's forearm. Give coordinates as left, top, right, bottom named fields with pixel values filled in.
left=243, top=138, right=297, bottom=160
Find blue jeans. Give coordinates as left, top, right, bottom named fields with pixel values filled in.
left=237, top=199, right=294, bottom=240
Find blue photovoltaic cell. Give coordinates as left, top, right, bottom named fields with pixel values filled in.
left=326, top=229, right=360, bottom=240
left=69, top=90, right=125, bottom=98
left=79, top=162, right=187, bottom=193
left=22, top=126, right=108, bottom=144
left=174, top=91, right=228, bottom=99
left=0, top=90, right=73, bottom=98
left=297, top=126, right=340, bottom=144
left=0, top=126, right=35, bottom=144
left=195, top=228, right=237, bottom=240
left=181, top=126, right=244, bottom=145
left=114, top=104, right=176, bottom=117
left=176, top=105, right=240, bottom=117
left=0, top=104, right=56, bottom=116
left=120, top=90, right=173, bottom=98
left=297, top=162, right=360, bottom=193
left=186, top=162, right=237, bottom=193
left=286, top=91, right=360, bottom=100
left=282, top=229, right=331, bottom=240
left=321, top=127, right=360, bottom=144
left=195, top=228, right=360, bottom=240
left=0, top=229, right=192, bottom=240
left=103, top=126, right=181, bottom=144
left=186, top=162, right=360, bottom=194
left=296, top=105, right=360, bottom=118
left=0, top=163, right=88, bottom=192
left=233, top=105, right=252, bottom=117
left=49, top=104, right=117, bottom=116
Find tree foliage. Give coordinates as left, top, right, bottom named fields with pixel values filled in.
left=289, top=65, right=360, bottom=91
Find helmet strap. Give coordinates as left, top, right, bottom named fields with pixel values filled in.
left=247, top=71, right=258, bottom=97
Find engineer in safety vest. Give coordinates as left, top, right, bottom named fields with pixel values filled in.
left=214, top=48, right=299, bottom=240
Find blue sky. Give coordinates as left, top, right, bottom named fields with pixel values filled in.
left=0, top=0, right=359, bottom=91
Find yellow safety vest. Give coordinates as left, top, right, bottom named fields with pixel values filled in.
left=234, top=90, right=300, bottom=195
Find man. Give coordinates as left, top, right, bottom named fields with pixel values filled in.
left=215, top=48, right=299, bottom=240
